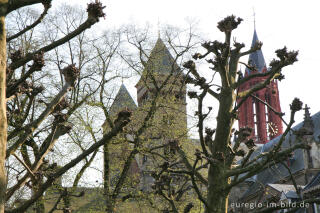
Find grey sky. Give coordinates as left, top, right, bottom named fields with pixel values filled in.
left=41, top=0, right=320, bottom=186
left=67, top=0, right=320, bottom=123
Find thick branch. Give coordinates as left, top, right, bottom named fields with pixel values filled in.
left=226, top=110, right=295, bottom=178
left=226, top=143, right=309, bottom=190
left=5, top=115, right=129, bottom=213
left=7, top=0, right=44, bottom=14
left=234, top=48, right=298, bottom=108
left=235, top=68, right=274, bottom=88
left=197, top=88, right=210, bottom=157
left=6, top=82, right=71, bottom=158
left=6, top=98, right=88, bottom=201
left=12, top=153, right=36, bottom=181
left=9, top=16, right=99, bottom=70
left=7, top=2, right=50, bottom=41
left=234, top=71, right=279, bottom=112
left=238, top=42, right=262, bottom=58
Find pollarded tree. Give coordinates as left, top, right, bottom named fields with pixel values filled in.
left=163, top=16, right=314, bottom=213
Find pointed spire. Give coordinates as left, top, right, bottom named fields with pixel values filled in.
left=304, top=104, right=311, bottom=119
left=303, top=104, right=314, bottom=129
left=144, top=38, right=179, bottom=75
left=157, top=18, right=161, bottom=38
left=135, top=37, right=181, bottom=88
left=253, top=7, right=256, bottom=31
left=246, top=25, right=266, bottom=75
left=109, top=84, right=137, bottom=116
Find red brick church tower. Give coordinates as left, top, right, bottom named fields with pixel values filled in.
left=237, top=28, right=283, bottom=144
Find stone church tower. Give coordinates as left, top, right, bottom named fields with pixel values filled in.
left=103, top=37, right=188, bottom=190
left=135, top=37, right=187, bottom=134
left=135, top=37, right=188, bottom=190
left=237, top=29, right=283, bottom=144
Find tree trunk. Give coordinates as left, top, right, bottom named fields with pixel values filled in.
left=207, top=164, right=230, bottom=213
left=34, top=197, right=45, bottom=213
left=0, top=3, right=7, bottom=212
left=206, top=89, right=235, bottom=213
left=103, top=143, right=115, bottom=213
left=62, top=189, right=71, bottom=213
left=33, top=178, right=45, bottom=213
left=106, top=200, right=115, bottom=213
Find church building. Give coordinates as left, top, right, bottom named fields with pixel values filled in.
left=103, top=37, right=188, bottom=192
left=232, top=28, right=320, bottom=213
left=237, top=28, right=282, bottom=144
left=105, top=29, right=320, bottom=213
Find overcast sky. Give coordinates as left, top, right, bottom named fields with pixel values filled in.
left=67, top=0, right=320, bottom=124
left=43, top=0, right=320, bottom=186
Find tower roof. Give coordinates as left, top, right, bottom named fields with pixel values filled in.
left=246, top=29, right=266, bottom=74
left=137, top=38, right=180, bottom=86
left=147, top=38, right=179, bottom=73
left=109, top=84, right=137, bottom=116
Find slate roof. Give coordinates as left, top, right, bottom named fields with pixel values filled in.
left=109, top=84, right=137, bottom=116
left=246, top=29, right=266, bottom=74
left=241, top=111, right=320, bottom=200
left=268, top=184, right=299, bottom=194
left=284, top=191, right=300, bottom=199
left=269, top=184, right=301, bottom=199
left=303, top=171, right=320, bottom=192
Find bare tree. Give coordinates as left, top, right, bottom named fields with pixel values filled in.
left=0, top=1, right=134, bottom=212
left=166, top=15, right=315, bottom=213
left=2, top=3, right=315, bottom=212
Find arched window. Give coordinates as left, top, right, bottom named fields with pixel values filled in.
left=265, top=102, right=270, bottom=141
left=252, top=99, right=258, bottom=140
